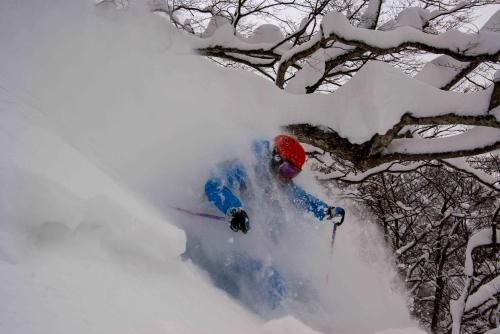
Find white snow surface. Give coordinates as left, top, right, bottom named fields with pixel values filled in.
left=0, top=1, right=424, bottom=333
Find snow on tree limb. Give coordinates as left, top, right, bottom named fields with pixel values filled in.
left=287, top=66, right=500, bottom=170
left=484, top=326, right=500, bottom=334
left=441, top=158, right=500, bottom=191
left=190, top=8, right=500, bottom=89
left=464, top=228, right=500, bottom=276
left=318, top=157, right=500, bottom=191
left=161, top=0, right=499, bottom=92
left=384, top=127, right=500, bottom=157
left=415, top=55, right=477, bottom=90
left=320, top=12, right=500, bottom=62
left=464, top=275, right=500, bottom=313
left=358, top=0, right=382, bottom=29
left=451, top=227, right=500, bottom=334
left=289, top=124, right=500, bottom=170
left=451, top=277, right=474, bottom=334
left=317, top=161, right=430, bottom=183
left=407, top=10, right=500, bottom=91
left=350, top=155, right=499, bottom=333
left=158, top=1, right=500, bottom=173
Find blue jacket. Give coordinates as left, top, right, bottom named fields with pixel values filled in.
left=204, top=140, right=331, bottom=221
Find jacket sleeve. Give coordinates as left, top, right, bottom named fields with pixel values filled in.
left=286, top=183, right=331, bottom=221
left=204, top=160, right=246, bottom=215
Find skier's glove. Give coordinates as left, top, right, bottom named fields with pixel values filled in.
left=324, top=207, right=345, bottom=226
left=227, top=208, right=250, bottom=234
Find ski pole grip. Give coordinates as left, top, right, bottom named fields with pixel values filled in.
left=333, top=207, right=345, bottom=226
left=336, top=211, right=345, bottom=226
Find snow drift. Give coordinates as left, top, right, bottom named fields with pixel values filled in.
left=0, top=1, right=422, bottom=333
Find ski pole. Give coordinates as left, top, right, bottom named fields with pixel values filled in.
left=326, top=211, right=345, bottom=285
left=330, top=222, right=339, bottom=248
left=330, top=210, right=345, bottom=248
left=169, top=206, right=226, bottom=221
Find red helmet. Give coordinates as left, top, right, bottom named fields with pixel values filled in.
left=273, top=134, right=306, bottom=168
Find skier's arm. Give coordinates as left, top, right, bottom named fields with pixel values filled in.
left=204, top=160, right=246, bottom=215
left=205, top=177, right=243, bottom=214
left=287, top=183, right=331, bottom=221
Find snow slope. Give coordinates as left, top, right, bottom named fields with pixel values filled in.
left=0, top=1, right=423, bottom=333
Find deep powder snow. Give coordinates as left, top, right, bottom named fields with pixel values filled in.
left=0, top=1, right=423, bottom=333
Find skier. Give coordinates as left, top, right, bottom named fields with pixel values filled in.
left=194, top=134, right=345, bottom=312
left=205, top=134, right=345, bottom=234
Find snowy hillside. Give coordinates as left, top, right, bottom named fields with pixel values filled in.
left=0, top=1, right=424, bottom=333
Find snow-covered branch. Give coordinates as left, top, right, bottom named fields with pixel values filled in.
left=286, top=69, right=500, bottom=170
left=188, top=6, right=499, bottom=91
left=159, top=2, right=500, bottom=171
left=287, top=84, right=500, bottom=170
left=450, top=227, right=500, bottom=334
left=158, top=0, right=500, bottom=191
left=441, top=158, right=500, bottom=191
left=358, top=0, right=382, bottom=30
left=351, top=156, right=500, bottom=333
left=317, top=161, right=431, bottom=183
left=320, top=11, right=500, bottom=63
left=157, top=0, right=497, bottom=92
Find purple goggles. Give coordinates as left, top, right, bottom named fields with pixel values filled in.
left=273, top=157, right=301, bottom=179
